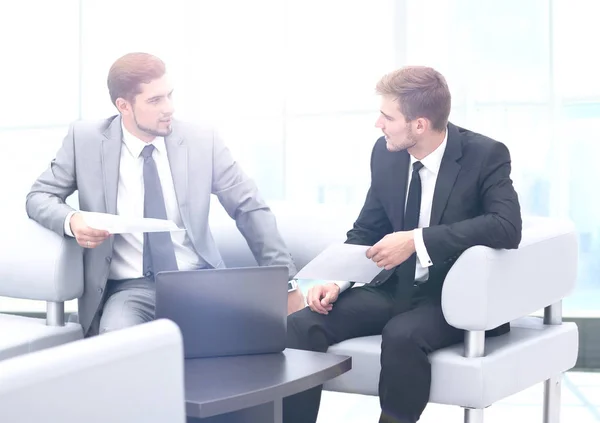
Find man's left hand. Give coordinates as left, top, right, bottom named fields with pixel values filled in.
left=366, top=231, right=416, bottom=270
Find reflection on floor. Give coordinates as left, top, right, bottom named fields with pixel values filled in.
left=317, top=371, right=600, bottom=422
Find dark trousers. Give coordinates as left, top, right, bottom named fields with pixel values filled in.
left=282, top=283, right=464, bottom=423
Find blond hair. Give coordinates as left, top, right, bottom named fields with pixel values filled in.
left=107, top=52, right=166, bottom=105
left=376, top=66, right=451, bottom=131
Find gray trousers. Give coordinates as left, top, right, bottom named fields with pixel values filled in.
left=97, top=278, right=156, bottom=334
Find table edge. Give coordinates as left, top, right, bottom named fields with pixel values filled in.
left=186, top=353, right=352, bottom=418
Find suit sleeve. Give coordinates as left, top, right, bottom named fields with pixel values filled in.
left=26, top=123, right=78, bottom=236
left=211, top=130, right=297, bottom=278
left=345, top=143, right=393, bottom=246
left=422, top=141, right=522, bottom=264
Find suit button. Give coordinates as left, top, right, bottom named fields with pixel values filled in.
left=145, top=271, right=153, bottom=278
left=106, top=256, right=111, bottom=263
left=97, top=287, right=103, bottom=294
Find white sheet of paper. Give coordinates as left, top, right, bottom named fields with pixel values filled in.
left=295, top=243, right=382, bottom=284
left=81, top=212, right=185, bottom=234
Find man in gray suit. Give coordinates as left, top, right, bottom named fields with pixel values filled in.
left=26, top=52, right=300, bottom=336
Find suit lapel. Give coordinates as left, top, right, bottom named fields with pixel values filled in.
left=429, top=123, right=463, bottom=226
left=165, top=127, right=190, bottom=231
left=101, top=116, right=123, bottom=215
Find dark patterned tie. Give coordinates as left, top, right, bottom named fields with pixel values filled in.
left=140, top=145, right=178, bottom=279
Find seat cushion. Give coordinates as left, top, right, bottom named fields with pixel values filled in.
left=0, top=313, right=83, bottom=361
left=325, top=317, right=578, bottom=408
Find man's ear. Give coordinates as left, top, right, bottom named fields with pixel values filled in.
left=414, top=117, right=429, bottom=135
left=115, top=97, right=130, bottom=115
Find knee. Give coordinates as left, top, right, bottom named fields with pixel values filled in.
left=99, top=317, right=137, bottom=334
left=286, top=308, right=328, bottom=352
left=287, top=308, right=313, bottom=343
left=381, top=323, right=421, bottom=355
left=99, top=303, right=146, bottom=334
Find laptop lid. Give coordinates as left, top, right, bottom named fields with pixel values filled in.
left=155, top=266, right=288, bottom=358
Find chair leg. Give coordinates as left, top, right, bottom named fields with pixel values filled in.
left=543, top=375, right=561, bottom=423
left=47, top=301, right=65, bottom=326
left=464, top=407, right=483, bottom=423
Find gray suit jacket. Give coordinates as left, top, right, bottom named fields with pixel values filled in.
left=26, top=115, right=297, bottom=335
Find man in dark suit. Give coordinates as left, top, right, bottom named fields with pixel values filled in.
left=283, top=66, right=522, bottom=423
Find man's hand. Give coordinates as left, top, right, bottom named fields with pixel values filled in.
left=366, top=231, right=416, bottom=270
left=306, top=283, right=340, bottom=315
left=287, top=289, right=306, bottom=315
left=70, top=212, right=110, bottom=249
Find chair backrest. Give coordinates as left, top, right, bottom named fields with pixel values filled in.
left=0, top=319, right=186, bottom=423
left=210, top=201, right=360, bottom=269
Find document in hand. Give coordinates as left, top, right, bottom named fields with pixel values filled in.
left=81, top=212, right=184, bottom=234
left=294, top=244, right=382, bottom=284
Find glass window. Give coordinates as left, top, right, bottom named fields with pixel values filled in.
left=554, top=0, right=600, bottom=101
left=179, top=0, right=286, bottom=119
left=212, top=117, right=285, bottom=200
left=4, top=0, right=600, bottom=318
left=0, top=1, right=79, bottom=127
left=463, top=0, right=551, bottom=103
left=0, top=127, right=74, bottom=210
left=285, top=0, right=396, bottom=115
left=406, top=0, right=550, bottom=104
left=79, top=0, right=187, bottom=119
left=285, top=112, right=379, bottom=204
left=555, top=104, right=600, bottom=311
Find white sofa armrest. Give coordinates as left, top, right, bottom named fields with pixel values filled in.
left=0, top=218, right=83, bottom=302
left=441, top=216, right=577, bottom=331
left=0, top=319, right=185, bottom=422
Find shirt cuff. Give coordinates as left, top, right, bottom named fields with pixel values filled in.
left=331, top=280, right=352, bottom=293
left=64, top=211, right=77, bottom=237
left=414, top=228, right=433, bottom=268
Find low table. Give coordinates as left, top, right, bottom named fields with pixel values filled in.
left=185, top=348, right=351, bottom=423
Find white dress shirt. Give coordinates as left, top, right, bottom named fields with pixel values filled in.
left=65, top=123, right=205, bottom=280
left=335, top=129, right=448, bottom=293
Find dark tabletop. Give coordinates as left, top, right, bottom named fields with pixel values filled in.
left=184, top=348, right=351, bottom=418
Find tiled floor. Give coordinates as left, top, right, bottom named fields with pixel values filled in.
left=316, top=371, right=600, bottom=422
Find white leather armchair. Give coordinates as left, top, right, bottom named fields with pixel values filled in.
left=0, top=319, right=185, bottom=423
left=0, top=217, right=83, bottom=360
left=209, top=202, right=579, bottom=423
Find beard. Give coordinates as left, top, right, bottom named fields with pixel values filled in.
left=386, top=129, right=418, bottom=152
left=133, top=111, right=172, bottom=138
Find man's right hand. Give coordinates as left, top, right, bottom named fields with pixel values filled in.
left=69, top=212, right=110, bottom=249
left=306, top=283, right=341, bottom=315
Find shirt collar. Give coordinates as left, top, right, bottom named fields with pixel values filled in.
left=409, top=126, right=448, bottom=174
left=121, top=121, right=166, bottom=158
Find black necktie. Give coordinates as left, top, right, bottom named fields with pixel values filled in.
left=393, top=161, right=424, bottom=312
left=404, top=161, right=424, bottom=231
left=141, top=145, right=178, bottom=280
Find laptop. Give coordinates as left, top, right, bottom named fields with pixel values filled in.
left=154, top=265, right=289, bottom=359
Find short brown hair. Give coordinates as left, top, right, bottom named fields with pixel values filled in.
left=107, top=52, right=166, bottom=105
left=376, top=66, right=451, bottom=131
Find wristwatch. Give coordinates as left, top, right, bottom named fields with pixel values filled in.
left=287, top=279, right=299, bottom=292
